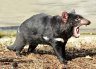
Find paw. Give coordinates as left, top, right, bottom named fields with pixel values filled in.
left=63, top=59, right=68, bottom=64
left=16, top=51, right=22, bottom=57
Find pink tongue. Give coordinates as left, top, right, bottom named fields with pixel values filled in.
left=73, top=27, right=80, bottom=38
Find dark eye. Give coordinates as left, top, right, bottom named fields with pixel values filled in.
left=75, top=17, right=81, bottom=21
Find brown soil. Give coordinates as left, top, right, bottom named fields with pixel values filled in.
left=0, top=36, right=96, bottom=69
left=0, top=47, right=96, bottom=69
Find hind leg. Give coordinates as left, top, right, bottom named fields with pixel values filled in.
left=28, top=43, right=38, bottom=53
left=7, top=32, right=26, bottom=56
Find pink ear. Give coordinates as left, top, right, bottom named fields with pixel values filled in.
left=62, top=12, right=68, bottom=23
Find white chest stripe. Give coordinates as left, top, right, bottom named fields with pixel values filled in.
left=54, top=38, right=64, bottom=43
left=43, top=36, right=64, bottom=43
left=43, top=36, right=50, bottom=41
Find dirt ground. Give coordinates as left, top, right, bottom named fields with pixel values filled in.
left=0, top=35, right=96, bottom=69
left=0, top=48, right=96, bottom=69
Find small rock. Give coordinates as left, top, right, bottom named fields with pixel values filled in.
left=85, top=55, right=92, bottom=59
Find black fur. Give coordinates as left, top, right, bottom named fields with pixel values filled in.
left=7, top=13, right=90, bottom=64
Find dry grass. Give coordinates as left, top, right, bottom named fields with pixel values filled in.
left=0, top=35, right=96, bottom=69
left=0, top=31, right=16, bottom=38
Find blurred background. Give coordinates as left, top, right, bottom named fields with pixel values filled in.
left=0, top=0, right=96, bottom=32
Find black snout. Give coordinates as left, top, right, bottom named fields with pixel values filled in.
left=87, top=20, right=91, bottom=25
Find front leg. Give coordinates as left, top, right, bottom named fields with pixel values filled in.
left=51, top=40, right=68, bottom=64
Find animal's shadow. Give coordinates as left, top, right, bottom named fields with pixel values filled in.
left=65, top=48, right=96, bottom=60
left=22, top=47, right=96, bottom=60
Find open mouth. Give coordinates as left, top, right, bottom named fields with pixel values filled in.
left=73, top=26, right=80, bottom=38
left=73, top=19, right=90, bottom=38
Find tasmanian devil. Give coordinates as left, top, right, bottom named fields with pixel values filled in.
left=7, top=10, right=90, bottom=64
